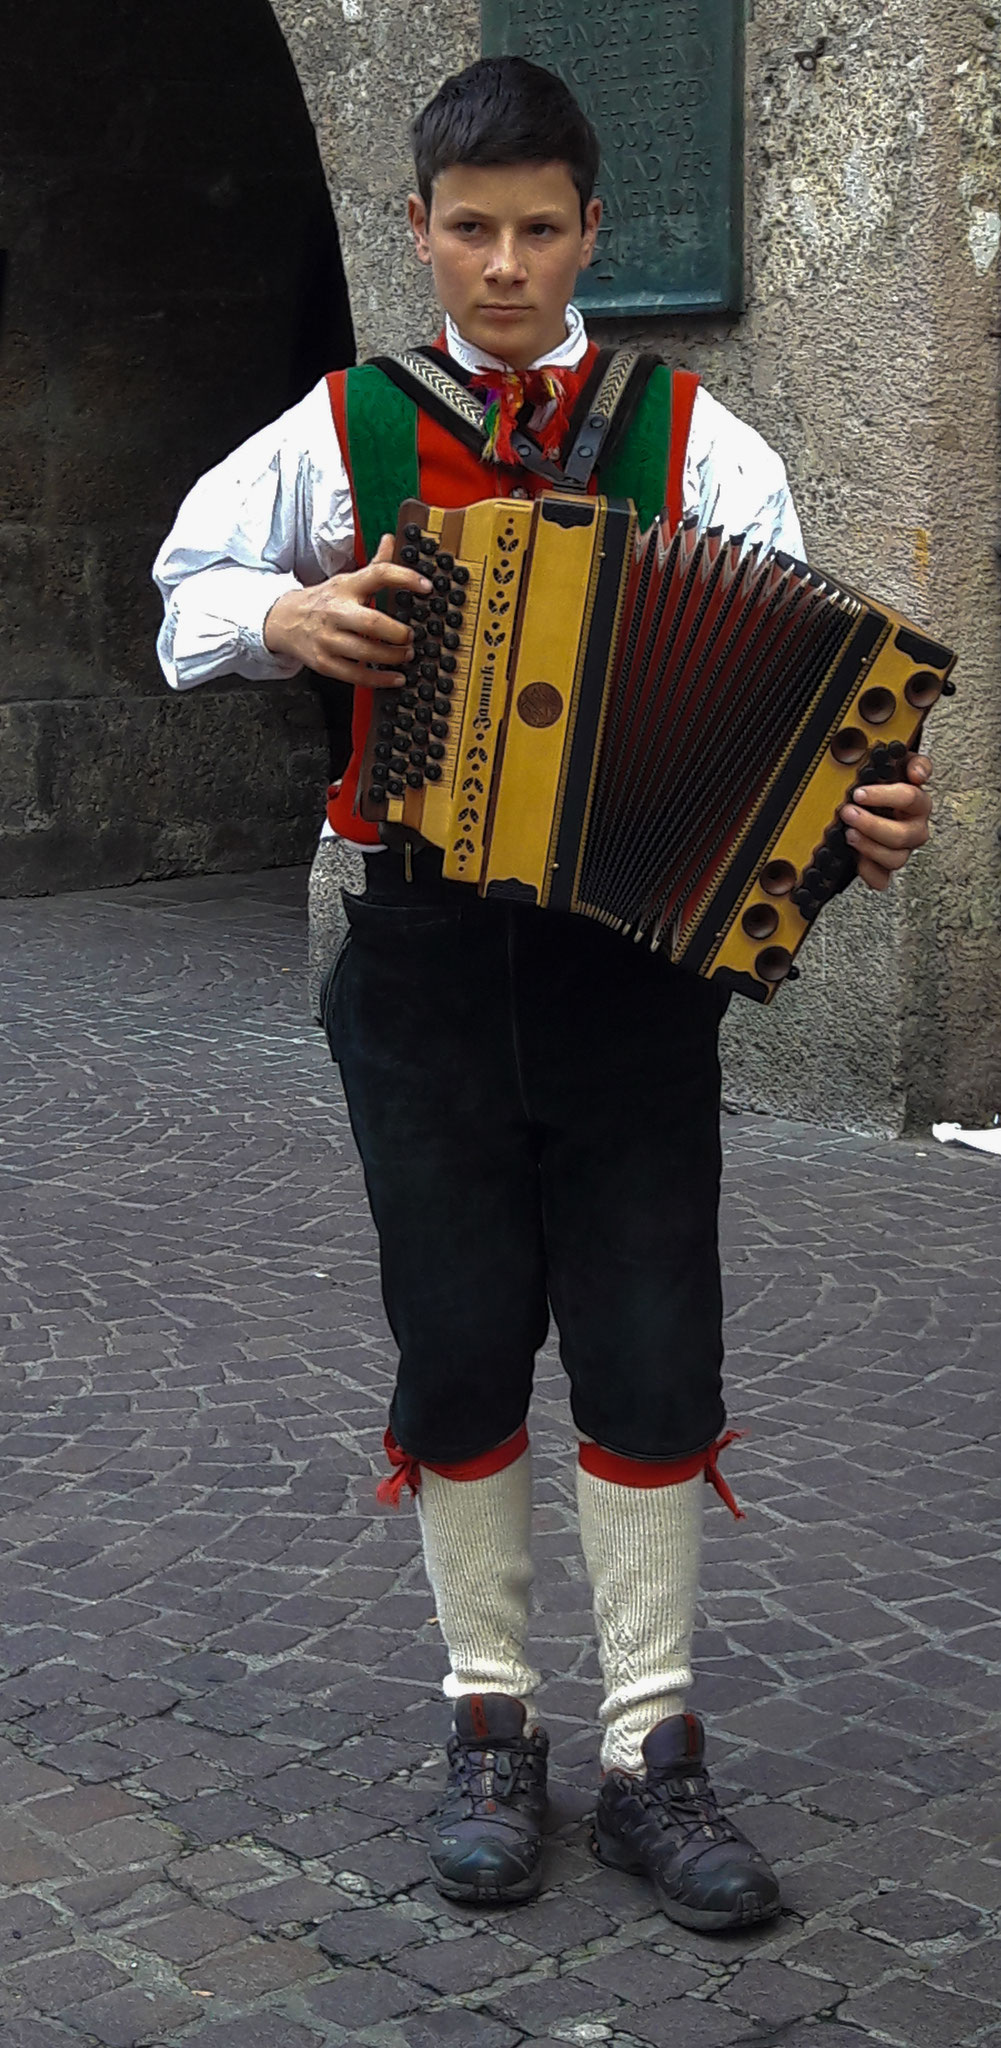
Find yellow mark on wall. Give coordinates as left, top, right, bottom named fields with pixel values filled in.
left=913, top=527, right=931, bottom=587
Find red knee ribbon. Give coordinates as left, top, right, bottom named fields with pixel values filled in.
left=376, top=1423, right=530, bottom=1508
left=578, top=1429, right=747, bottom=1521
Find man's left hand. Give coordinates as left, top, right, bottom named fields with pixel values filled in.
left=840, top=753, right=933, bottom=893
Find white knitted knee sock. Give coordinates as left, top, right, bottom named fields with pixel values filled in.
left=417, top=1446, right=540, bottom=1719
left=576, top=1462, right=704, bottom=1773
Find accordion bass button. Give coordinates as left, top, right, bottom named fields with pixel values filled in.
left=741, top=903, right=780, bottom=941
left=759, top=858, right=797, bottom=897
left=755, top=945, right=793, bottom=983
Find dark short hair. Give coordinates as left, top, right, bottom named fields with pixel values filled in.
left=411, top=57, right=600, bottom=225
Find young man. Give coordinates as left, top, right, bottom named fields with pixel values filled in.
left=155, top=58, right=933, bottom=1932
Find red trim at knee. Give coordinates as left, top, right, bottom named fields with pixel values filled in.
left=578, top=1431, right=746, bottom=1521
left=376, top=1424, right=530, bottom=1508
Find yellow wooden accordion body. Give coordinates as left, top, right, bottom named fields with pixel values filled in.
left=360, top=495, right=956, bottom=1001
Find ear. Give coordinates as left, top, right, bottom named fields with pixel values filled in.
left=578, top=196, right=603, bottom=271
left=408, top=192, right=432, bottom=265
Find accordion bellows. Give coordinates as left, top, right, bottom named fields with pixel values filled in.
left=360, top=494, right=956, bottom=1001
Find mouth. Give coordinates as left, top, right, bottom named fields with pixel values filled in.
left=479, top=304, right=530, bottom=315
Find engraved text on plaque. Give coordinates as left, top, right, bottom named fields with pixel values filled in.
left=481, top=1, right=744, bottom=318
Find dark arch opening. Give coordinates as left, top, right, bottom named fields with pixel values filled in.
left=0, top=0, right=354, bottom=895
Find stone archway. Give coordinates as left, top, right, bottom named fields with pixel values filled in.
left=269, top=0, right=479, bottom=357
left=0, top=0, right=355, bottom=894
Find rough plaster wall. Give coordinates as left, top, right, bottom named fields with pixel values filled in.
left=603, top=2, right=1001, bottom=1132
left=279, top=0, right=1000, bottom=1131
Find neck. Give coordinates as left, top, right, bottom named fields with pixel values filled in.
left=445, top=307, right=575, bottom=372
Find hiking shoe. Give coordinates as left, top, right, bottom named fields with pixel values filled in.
left=428, top=1692, right=548, bottom=1903
left=593, top=1710, right=781, bottom=1930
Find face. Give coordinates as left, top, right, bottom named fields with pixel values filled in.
left=408, top=161, right=602, bottom=369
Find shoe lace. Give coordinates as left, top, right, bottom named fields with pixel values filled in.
left=448, top=1739, right=541, bottom=1816
left=636, top=1767, right=735, bottom=1847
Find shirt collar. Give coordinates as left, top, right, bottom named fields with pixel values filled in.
left=444, top=303, right=587, bottom=375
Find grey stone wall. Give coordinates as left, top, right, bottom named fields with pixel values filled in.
left=0, top=0, right=352, bottom=896
left=286, top=0, right=1000, bottom=1132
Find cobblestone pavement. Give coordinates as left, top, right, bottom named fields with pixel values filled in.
left=1, top=867, right=999, bottom=2048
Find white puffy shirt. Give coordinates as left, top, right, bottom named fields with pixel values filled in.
left=154, top=306, right=804, bottom=703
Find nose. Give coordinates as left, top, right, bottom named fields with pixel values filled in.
left=483, top=232, right=528, bottom=284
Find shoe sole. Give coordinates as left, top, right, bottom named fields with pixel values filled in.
left=592, top=1824, right=782, bottom=1932
left=429, top=1861, right=542, bottom=1906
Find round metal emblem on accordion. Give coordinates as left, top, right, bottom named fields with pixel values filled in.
left=516, top=682, right=564, bottom=729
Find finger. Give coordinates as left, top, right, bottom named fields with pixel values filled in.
left=848, top=780, right=929, bottom=813
left=310, top=651, right=409, bottom=687
left=857, top=855, right=892, bottom=892
left=907, top=753, right=932, bottom=784
left=318, top=626, right=411, bottom=668
left=843, top=813, right=927, bottom=854
left=355, top=556, right=433, bottom=599
left=845, top=793, right=930, bottom=838
left=845, top=828, right=911, bottom=869
left=332, top=606, right=415, bottom=649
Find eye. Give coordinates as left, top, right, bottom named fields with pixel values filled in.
left=453, top=220, right=483, bottom=236
left=528, top=223, right=558, bottom=237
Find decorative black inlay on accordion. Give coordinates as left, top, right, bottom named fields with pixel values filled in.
left=360, top=495, right=956, bottom=1001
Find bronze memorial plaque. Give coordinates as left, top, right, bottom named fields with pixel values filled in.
left=481, top=1, right=744, bottom=317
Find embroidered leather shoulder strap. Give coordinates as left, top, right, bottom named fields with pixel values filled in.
left=367, top=349, right=488, bottom=460
left=366, top=345, right=658, bottom=493
left=559, top=349, right=656, bottom=491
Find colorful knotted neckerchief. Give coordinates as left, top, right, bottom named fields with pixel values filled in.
left=468, top=365, right=573, bottom=468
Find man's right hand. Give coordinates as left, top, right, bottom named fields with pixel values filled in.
left=263, top=533, right=433, bottom=687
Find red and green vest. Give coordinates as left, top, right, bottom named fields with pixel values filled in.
left=325, top=343, right=700, bottom=843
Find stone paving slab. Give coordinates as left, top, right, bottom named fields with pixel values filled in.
left=0, top=867, right=998, bottom=2048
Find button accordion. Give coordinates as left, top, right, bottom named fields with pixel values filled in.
left=359, top=494, right=956, bottom=1001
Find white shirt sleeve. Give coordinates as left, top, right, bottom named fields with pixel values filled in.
left=682, top=386, right=805, bottom=557
left=153, top=377, right=357, bottom=691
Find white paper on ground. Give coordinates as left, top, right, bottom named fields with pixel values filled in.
left=932, top=1122, right=1001, bottom=1156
